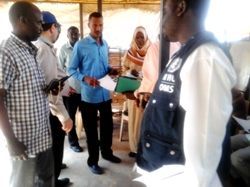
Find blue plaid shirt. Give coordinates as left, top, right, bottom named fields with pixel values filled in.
left=0, top=34, right=52, bottom=155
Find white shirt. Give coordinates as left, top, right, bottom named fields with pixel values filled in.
left=180, top=42, right=236, bottom=187
left=35, top=37, right=70, bottom=123
left=135, top=42, right=236, bottom=187
left=229, top=40, right=250, bottom=91
left=57, top=41, right=81, bottom=93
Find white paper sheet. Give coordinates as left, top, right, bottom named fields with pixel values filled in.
left=98, top=75, right=117, bottom=91
left=233, top=116, right=250, bottom=133
left=133, top=164, right=184, bottom=187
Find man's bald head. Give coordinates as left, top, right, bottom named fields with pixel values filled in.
left=9, top=1, right=39, bottom=25
left=8, top=1, right=43, bottom=44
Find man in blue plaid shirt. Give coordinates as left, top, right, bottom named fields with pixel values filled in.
left=0, top=2, right=54, bottom=187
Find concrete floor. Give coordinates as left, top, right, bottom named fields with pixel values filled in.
left=59, top=114, right=146, bottom=187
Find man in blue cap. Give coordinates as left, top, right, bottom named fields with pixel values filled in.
left=35, top=11, right=73, bottom=187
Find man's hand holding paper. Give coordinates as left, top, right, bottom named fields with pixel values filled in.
left=84, top=76, right=100, bottom=88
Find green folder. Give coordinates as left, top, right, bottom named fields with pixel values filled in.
left=115, top=76, right=141, bottom=93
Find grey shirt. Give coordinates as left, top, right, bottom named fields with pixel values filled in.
left=57, top=41, right=81, bottom=94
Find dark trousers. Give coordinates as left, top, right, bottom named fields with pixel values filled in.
left=217, top=122, right=231, bottom=187
left=49, top=113, right=65, bottom=183
left=63, top=93, right=81, bottom=146
left=80, top=100, right=113, bottom=166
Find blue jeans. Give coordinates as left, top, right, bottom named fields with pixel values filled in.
left=9, top=148, right=54, bottom=187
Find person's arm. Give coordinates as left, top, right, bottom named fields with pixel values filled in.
left=68, top=42, right=99, bottom=88
left=0, top=89, right=28, bottom=160
left=68, top=42, right=85, bottom=82
left=180, top=45, right=237, bottom=187
left=36, top=44, right=72, bottom=132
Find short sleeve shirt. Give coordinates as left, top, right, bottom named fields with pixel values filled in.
left=0, top=34, right=52, bottom=155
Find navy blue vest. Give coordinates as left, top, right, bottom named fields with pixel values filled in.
left=136, top=31, right=231, bottom=177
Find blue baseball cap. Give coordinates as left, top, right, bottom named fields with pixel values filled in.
left=42, top=11, right=61, bottom=26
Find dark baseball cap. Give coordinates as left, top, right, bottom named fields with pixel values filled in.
left=42, top=11, right=61, bottom=26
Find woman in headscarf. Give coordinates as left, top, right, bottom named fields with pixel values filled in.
left=121, top=26, right=152, bottom=157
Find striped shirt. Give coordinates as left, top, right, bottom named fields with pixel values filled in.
left=0, top=34, right=52, bottom=154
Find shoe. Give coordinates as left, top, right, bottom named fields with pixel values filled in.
left=128, top=152, right=136, bottom=158
left=70, top=145, right=83, bottom=152
left=61, top=163, right=67, bottom=169
left=56, top=178, right=70, bottom=187
left=102, top=154, right=121, bottom=163
left=88, top=164, right=103, bottom=175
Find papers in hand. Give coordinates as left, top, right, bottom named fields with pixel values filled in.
left=133, top=164, right=184, bottom=187
left=98, top=75, right=117, bottom=91
left=233, top=116, right=250, bottom=133
left=98, top=75, right=141, bottom=93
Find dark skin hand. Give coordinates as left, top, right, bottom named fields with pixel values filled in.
left=136, top=92, right=151, bottom=109
left=109, top=67, right=121, bottom=76
left=52, top=82, right=65, bottom=95
left=7, top=139, right=28, bottom=161
left=68, top=86, right=76, bottom=96
left=123, top=91, right=136, bottom=100
left=84, top=76, right=100, bottom=87
left=131, top=69, right=139, bottom=77
left=0, top=89, right=28, bottom=160
left=123, top=91, right=151, bottom=108
left=51, top=87, right=61, bottom=95
left=83, top=67, right=121, bottom=88
left=138, top=92, right=151, bottom=102
left=43, top=82, right=64, bottom=95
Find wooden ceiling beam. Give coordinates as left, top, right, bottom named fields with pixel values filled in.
left=1, top=0, right=160, bottom=4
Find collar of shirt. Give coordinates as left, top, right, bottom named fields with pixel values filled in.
left=38, top=36, right=54, bottom=48
left=65, top=40, right=74, bottom=49
left=10, top=33, right=38, bottom=55
left=87, top=34, right=104, bottom=46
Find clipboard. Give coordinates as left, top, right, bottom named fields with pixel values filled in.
left=115, top=76, right=141, bottom=93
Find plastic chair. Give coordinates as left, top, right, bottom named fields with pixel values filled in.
left=119, top=101, right=128, bottom=141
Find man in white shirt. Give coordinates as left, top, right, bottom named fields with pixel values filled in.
left=136, top=0, right=236, bottom=187
left=58, top=26, right=83, bottom=153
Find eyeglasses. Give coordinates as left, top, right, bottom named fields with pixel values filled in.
left=54, top=23, right=61, bottom=33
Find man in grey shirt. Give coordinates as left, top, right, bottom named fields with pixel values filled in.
left=35, top=11, right=72, bottom=187
left=57, top=26, right=83, bottom=153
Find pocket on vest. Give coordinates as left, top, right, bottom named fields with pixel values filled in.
left=142, top=131, right=183, bottom=165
